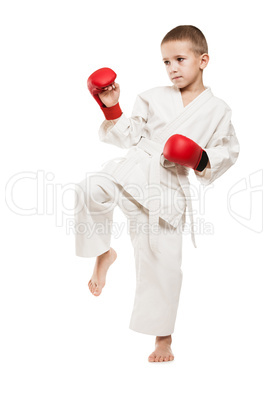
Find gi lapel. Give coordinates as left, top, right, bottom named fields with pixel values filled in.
left=154, top=87, right=214, bottom=143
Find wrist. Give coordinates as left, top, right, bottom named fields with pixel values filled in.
left=101, top=102, right=123, bottom=120
left=195, top=150, right=209, bottom=172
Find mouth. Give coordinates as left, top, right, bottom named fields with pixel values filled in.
left=172, top=76, right=182, bottom=80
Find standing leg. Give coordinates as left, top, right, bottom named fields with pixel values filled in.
left=126, top=205, right=183, bottom=361
left=128, top=207, right=183, bottom=336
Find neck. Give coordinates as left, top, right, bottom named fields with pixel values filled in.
left=180, top=81, right=206, bottom=96
left=178, top=82, right=206, bottom=108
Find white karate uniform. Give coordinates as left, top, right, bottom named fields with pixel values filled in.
left=74, top=85, right=239, bottom=336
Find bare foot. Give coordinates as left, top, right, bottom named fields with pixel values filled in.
left=88, top=248, right=117, bottom=296
left=148, top=335, right=174, bottom=363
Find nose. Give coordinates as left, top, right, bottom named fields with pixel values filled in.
left=168, top=60, right=178, bottom=73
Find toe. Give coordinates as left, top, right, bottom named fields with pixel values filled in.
left=148, top=354, right=156, bottom=362
left=93, top=286, right=101, bottom=296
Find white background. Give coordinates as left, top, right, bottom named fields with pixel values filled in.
left=1, top=0, right=267, bottom=401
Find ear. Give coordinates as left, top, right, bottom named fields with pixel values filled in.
left=200, top=53, right=209, bottom=70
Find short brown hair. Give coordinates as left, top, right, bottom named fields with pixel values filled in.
left=161, top=25, right=208, bottom=55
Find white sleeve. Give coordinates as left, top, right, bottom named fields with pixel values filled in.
left=194, top=109, right=240, bottom=185
left=98, top=94, right=149, bottom=149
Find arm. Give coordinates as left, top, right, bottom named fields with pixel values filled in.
left=87, top=67, right=148, bottom=149
left=98, top=93, right=149, bottom=149
left=194, top=115, right=240, bottom=185
left=163, top=107, right=239, bottom=184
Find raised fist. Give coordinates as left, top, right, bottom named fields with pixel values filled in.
left=87, top=67, right=122, bottom=119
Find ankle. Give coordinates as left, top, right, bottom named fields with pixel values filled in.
left=97, top=248, right=111, bottom=259
left=155, top=335, right=172, bottom=344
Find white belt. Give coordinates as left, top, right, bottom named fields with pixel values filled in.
left=136, top=137, right=197, bottom=254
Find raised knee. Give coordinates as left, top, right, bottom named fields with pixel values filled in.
left=78, top=177, right=111, bottom=205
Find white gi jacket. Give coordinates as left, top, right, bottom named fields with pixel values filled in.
left=98, top=85, right=240, bottom=253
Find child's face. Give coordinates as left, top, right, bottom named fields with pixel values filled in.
left=161, top=40, right=208, bottom=90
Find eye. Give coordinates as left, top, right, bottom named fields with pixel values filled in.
left=164, top=60, right=170, bottom=65
left=177, top=58, right=184, bottom=62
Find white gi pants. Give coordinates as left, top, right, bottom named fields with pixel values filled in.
left=74, top=173, right=183, bottom=336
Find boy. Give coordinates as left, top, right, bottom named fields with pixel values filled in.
left=75, top=25, right=240, bottom=363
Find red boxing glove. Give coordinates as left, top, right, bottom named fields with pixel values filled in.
left=163, top=134, right=209, bottom=172
left=87, top=67, right=122, bottom=120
